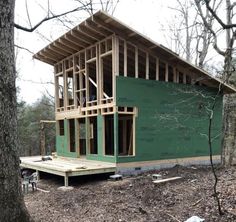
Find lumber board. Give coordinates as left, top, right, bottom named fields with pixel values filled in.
left=153, top=177, right=182, bottom=184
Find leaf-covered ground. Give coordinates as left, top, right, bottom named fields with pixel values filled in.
left=24, top=165, right=236, bottom=222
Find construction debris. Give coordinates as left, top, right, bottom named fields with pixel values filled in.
left=184, top=216, right=205, bottom=222
left=42, top=156, right=52, bottom=161
left=153, top=176, right=182, bottom=184
left=57, top=186, right=74, bottom=191
left=152, top=174, right=162, bottom=180
left=109, top=174, right=123, bottom=181
left=37, top=187, right=50, bottom=193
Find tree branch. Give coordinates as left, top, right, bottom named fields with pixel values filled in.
left=195, top=0, right=225, bottom=56
left=204, top=0, right=236, bottom=29
left=14, top=5, right=88, bottom=32
left=208, top=87, right=224, bottom=216
left=25, top=0, right=32, bottom=28
left=75, top=0, right=94, bottom=15
left=14, top=44, right=34, bottom=54
left=230, top=2, right=236, bottom=9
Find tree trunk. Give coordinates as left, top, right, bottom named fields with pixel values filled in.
left=221, top=0, right=236, bottom=167
left=0, top=0, right=32, bottom=221
left=221, top=94, right=236, bottom=166
left=222, top=54, right=236, bottom=166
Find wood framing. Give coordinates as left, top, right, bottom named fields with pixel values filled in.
left=31, top=11, right=236, bottom=181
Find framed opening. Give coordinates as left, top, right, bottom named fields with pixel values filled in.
left=80, top=51, right=85, bottom=70
left=149, top=55, right=156, bottom=80
left=77, top=118, right=86, bottom=155
left=102, top=55, right=113, bottom=98
left=76, top=72, right=86, bottom=107
left=67, top=71, right=74, bottom=106
left=87, top=61, right=97, bottom=102
left=168, top=66, right=173, bottom=82
left=119, top=39, right=124, bottom=76
left=127, top=43, right=135, bottom=77
left=104, top=115, right=114, bottom=155
left=179, top=72, right=184, bottom=83
left=118, top=114, right=134, bottom=156
left=186, top=75, right=191, bottom=84
left=138, top=49, right=146, bottom=79
left=69, top=119, right=75, bottom=152
left=58, top=120, right=64, bottom=136
left=159, top=61, right=166, bottom=81
left=88, top=116, right=98, bottom=154
left=58, top=75, right=64, bottom=108
left=74, top=52, right=86, bottom=108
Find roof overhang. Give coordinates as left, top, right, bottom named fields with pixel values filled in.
left=33, top=10, right=236, bottom=94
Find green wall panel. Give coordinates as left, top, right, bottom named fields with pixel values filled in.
left=116, top=76, right=223, bottom=163
left=56, top=119, right=77, bottom=158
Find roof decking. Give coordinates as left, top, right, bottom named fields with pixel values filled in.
left=33, top=10, right=236, bottom=93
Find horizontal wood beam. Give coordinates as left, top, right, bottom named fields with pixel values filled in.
left=59, top=38, right=82, bottom=51
left=79, top=23, right=104, bottom=41
left=85, top=20, right=109, bottom=37
left=42, top=48, right=62, bottom=60
left=54, top=42, right=76, bottom=54
left=39, top=52, right=59, bottom=63
left=49, top=45, right=70, bottom=57
left=65, top=34, right=89, bottom=48
left=70, top=30, right=94, bottom=45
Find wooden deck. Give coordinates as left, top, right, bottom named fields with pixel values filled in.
left=20, top=156, right=116, bottom=186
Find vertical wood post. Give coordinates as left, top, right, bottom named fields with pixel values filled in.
left=156, top=58, right=159, bottom=81
left=183, top=72, right=187, bottom=84
left=85, top=50, right=89, bottom=107
left=96, top=44, right=100, bottom=105
left=173, top=67, right=177, bottom=83
left=165, top=63, right=168, bottom=82
left=63, top=62, right=67, bottom=109
left=124, top=40, right=127, bottom=77
left=112, top=35, right=119, bottom=102
left=73, top=55, right=77, bottom=108
left=176, top=69, right=179, bottom=83
left=54, top=66, right=59, bottom=111
left=146, top=52, right=149, bottom=79
left=135, top=47, right=138, bottom=78
left=40, top=122, right=46, bottom=156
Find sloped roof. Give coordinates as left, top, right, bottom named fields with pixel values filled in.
left=33, top=10, right=236, bottom=93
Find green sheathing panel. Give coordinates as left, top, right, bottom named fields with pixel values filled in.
left=116, top=76, right=222, bottom=163
left=86, top=114, right=116, bottom=163
left=56, top=119, right=77, bottom=158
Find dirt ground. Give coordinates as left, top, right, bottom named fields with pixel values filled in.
left=24, top=165, right=236, bottom=222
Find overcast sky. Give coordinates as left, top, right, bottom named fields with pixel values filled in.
left=14, top=0, right=224, bottom=104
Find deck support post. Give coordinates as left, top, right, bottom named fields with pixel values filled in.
left=64, top=173, right=69, bottom=187
left=36, top=170, right=40, bottom=180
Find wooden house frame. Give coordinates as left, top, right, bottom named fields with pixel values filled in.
left=32, top=11, right=235, bottom=174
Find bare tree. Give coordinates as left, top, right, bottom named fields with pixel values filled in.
left=0, top=1, right=101, bottom=220
left=75, top=0, right=120, bottom=15
left=191, top=0, right=236, bottom=216
left=195, top=0, right=236, bottom=167
left=162, top=0, right=219, bottom=68
left=0, top=0, right=32, bottom=220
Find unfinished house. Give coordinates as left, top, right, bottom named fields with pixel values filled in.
left=22, top=11, right=235, bottom=185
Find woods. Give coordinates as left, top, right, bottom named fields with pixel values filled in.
left=17, top=95, right=55, bottom=157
